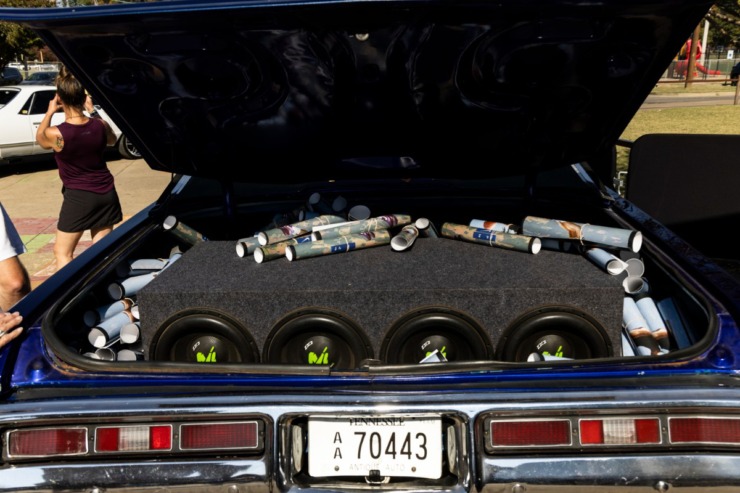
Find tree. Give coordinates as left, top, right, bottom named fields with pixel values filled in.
left=706, top=0, right=740, bottom=49
left=0, top=0, right=49, bottom=70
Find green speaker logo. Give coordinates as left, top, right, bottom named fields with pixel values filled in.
left=197, top=346, right=218, bottom=363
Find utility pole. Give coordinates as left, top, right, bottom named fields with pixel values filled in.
left=685, top=24, right=701, bottom=88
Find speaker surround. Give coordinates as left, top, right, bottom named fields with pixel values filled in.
left=263, top=308, right=372, bottom=367
left=151, top=309, right=260, bottom=363
left=381, top=307, right=493, bottom=363
left=495, top=306, right=613, bottom=362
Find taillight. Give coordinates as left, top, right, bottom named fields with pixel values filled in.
left=181, top=421, right=260, bottom=450
left=490, top=419, right=572, bottom=448
left=669, top=417, right=740, bottom=444
left=7, top=427, right=88, bottom=458
left=580, top=418, right=661, bottom=445
left=95, top=425, right=172, bottom=453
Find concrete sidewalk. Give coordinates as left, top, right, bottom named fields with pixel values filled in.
left=0, top=158, right=172, bottom=289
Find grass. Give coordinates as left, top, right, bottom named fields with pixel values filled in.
left=616, top=82, right=740, bottom=173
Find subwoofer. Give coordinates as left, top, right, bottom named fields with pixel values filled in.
left=151, top=309, right=260, bottom=363
left=381, top=307, right=492, bottom=363
left=495, top=306, right=613, bottom=362
left=263, top=308, right=372, bottom=368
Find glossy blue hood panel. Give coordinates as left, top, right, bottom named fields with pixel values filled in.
left=0, top=0, right=714, bottom=181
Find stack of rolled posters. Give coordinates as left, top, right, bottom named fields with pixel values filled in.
left=235, top=236, right=261, bottom=258
left=254, top=235, right=313, bottom=263
left=107, top=252, right=182, bottom=300
left=258, top=214, right=345, bottom=246
left=622, top=297, right=661, bottom=356
left=286, top=230, right=392, bottom=261
left=83, top=298, right=134, bottom=327
left=633, top=293, right=671, bottom=353
left=312, top=214, right=412, bottom=241
left=415, top=218, right=438, bottom=238
left=468, top=219, right=518, bottom=234
left=391, top=225, right=420, bottom=252
left=521, top=216, right=643, bottom=253
left=88, top=309, right=135, bottom=348
left=440, top=223, right=541, bottom=254
left=163, top=215, right=207, bottom=244
left=584, top=247, right=629, bottom=275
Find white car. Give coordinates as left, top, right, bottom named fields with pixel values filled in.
left=0, top=83, right=141, bottom=164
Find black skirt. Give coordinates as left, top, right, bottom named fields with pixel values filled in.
left=58, top=187, right=123, bottom=233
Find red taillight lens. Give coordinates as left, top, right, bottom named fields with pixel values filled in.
left=8, top=428, right=87, bottom=457
left=95, top=425, right=172, bottom=453
left=670, top=417, right=740, bottom=444
left=580, top=418, right=660, bottom=445
left=181, top=421, right=260, bottom=450
left=490, top=420, right=571, bottom=447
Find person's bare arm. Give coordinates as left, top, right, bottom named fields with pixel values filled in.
left=36, top=95, right=64, bottom=151
left=85, top=95, right=117, bottom=146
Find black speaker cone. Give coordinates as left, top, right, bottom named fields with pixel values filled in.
left=496, top=306, right=612, bottom=362
left=151, top=309, right=259, bottom=363
left=381, top=308, right=492, bottom=364
left=264, top=309, right=372, bottom=368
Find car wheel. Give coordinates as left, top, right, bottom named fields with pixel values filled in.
left=117, top=135, right=141, bottom=160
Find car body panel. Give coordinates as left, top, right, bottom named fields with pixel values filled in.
left=1, top=1, right=739, bottom=491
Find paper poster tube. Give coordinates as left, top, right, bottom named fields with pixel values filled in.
left=656, top=297, right=693, bottom=349
left=236, top=236, right=261, bottom=258
left=623, top=276, right=650, bottom=295
left=440, top=223, right=541, bottom=254
left=163, top=216, right=207, bottom=244
left=621, top=331, right=637, bottom=357
left=117, top=348, right=144, bottom=361
left=348, top=205, right=372, bottom=221
left=635, top=295, right=671, bottom=352
left=585, top=247, right=628, bottom=275
left=622, top=297, right=661, bottom=356
left=254, top=235, right=313, bottom=263
left=83, top=298, right=133, bottom=327
left=522, top=216, right=642, bottom=252
left=391, top=225, right=420, bottom=252
left=88, top=310, right=134, bottom=348
left=625, top=258, right=645, bottom=277
left=286, top=230, right=391, bottom=261
left=94, top=348, right=117, bottom=361
left=120, top=321, right=141, bottom=345
left=468, top=219, right=518, bottom=234
left=527, top=353, right=574, bottom=362
left=313, top=214, right=412, bottom=241
left=258, top=214, right=345, bottom=246
left=116, top=258, right=168, bottom=277
left=108, top=271, right=158, bottom=300
left=415, top=217, right=439, bottom=238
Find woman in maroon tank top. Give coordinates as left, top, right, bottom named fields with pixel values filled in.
left=35, top=67, right=122, bottom=271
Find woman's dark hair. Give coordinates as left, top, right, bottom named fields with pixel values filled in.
left=55, top=66, right=86, bottom=109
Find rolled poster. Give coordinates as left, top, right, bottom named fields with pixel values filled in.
left=391, top=225, right=420, bottom=252
left=415, top=217, right=439, bottom=238
left=258, top=214, right=345, bottom=246
left=88, top=310, right=135, bottom=348
left=286, top=230, right=391, bottom=261
left=522, top=216, right=642, bottom=252
left=440, top=223, right=541, bottom=254
left=469, top=219, right=518, bottom=234
left=83, top=298, right=133, bottom=327
left=254, top=235, right=313, bottom=263
left=635, top=295, right=671, bottom=352
left=313, top=214, right=412, bottom=241
left=585, top=247, right=628, bottom=275
left=116, top=258, right=167, bottom=277
left=236, top=236, right=261, bottom=258
left=163, top=215, right=207, bottom=244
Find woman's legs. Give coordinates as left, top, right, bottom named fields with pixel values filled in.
left=54, top=230, right=83, bottom=271
left=91, top=226, right=113, bottom=244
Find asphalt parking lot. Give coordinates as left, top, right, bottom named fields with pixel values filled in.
left=0, top=157, right=172, bottom=289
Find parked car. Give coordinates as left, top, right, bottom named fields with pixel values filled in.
left=0, top=84, right=141, bottom=164
left=1, top=0, right=739, bottom=491
left=0, top=66, right=22, bottom=86
left=19, top=70, right=59, bottom=85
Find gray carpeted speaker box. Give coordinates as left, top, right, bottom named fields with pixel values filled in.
left=136, top=238, right=625, bottom=364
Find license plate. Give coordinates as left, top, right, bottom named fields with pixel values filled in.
left=308, top=415, right=442, bottom=479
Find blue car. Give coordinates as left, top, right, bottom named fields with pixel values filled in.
left=1, top=0, right=739, bottom=491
